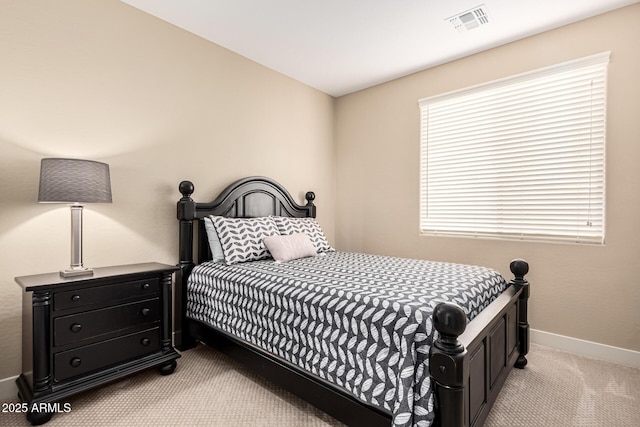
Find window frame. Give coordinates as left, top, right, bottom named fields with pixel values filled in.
left=418, top=52, right=609, bottom=244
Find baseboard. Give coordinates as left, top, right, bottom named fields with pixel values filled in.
left=531, top=329, right=640, bottom=369
left=0, top=375, right=18, bottom=401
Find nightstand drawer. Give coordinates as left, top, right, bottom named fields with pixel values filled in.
left=53, top=277, right=160, bottom=311
left=54, top=327, right=161, bottom=382
left=54, top=298, right=160, bottom=347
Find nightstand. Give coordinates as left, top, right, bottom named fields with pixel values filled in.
left=15, top=263, right=181, bottom=425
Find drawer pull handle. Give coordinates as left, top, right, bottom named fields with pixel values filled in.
left=70, top=323, right=82, bottom=333
left=142, top=283, right=150, bottom=290
left=141, top=308, right=151, bottom=316
left=140, top=338, right=151, bottom=346
left=71, top=295, right=80, bottom=302
left=70, top=358, right=82, bottom=368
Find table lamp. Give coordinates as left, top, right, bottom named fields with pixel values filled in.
left=38, top=158, right=112, bottom=277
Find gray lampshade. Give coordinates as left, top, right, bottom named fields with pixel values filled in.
left=38, top=158, right=112, bottom=204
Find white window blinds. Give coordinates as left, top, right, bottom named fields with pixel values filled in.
left=419, top=52, right=608, bottom=244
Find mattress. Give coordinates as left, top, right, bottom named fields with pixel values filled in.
left=187, top=251, right=508, bottom=426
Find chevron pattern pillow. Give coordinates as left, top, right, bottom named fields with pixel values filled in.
left=211, top=216, right=280, bottom=265
left=271, top=216, right=334, bottom=253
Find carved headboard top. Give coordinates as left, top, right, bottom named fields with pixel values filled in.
left=178, top=176, right=316, bottom=220
left=177, top=176, right=316, bottom=264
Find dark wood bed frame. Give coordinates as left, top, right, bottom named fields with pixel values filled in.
left=175, top=176, right=530, bottom=427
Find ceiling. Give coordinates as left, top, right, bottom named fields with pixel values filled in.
left=120, top=0, right=638, bottom=97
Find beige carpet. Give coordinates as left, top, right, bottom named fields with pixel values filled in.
left=2, top=343, right=638, bottom=426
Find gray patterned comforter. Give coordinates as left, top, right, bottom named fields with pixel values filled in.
left=187, top=252, right=508, bottom=426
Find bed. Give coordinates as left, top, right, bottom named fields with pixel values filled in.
left=175, top=176, right=530, bottom=427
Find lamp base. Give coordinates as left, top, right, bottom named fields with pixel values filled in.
left=60, top=268, right=94, bottom=278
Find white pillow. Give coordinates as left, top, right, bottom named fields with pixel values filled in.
left=263, top=233, right=317, bottom=263
left=271, top=216, right=334, bottom=253
left=211, top=216, right=280, bottom=265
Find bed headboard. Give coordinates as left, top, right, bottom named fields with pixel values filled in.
left=175, top=176, right=316, bottom=347
left=177, top=176, right=316, bottom=264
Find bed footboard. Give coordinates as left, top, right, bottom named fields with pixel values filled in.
left=430, top=259, right=530, bottom=427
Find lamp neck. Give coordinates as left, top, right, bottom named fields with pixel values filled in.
left=60, top=204, right=93, bottom=277
left=69, top=204, right=84, bottom=270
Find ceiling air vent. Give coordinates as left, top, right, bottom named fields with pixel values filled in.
left=448, top=4, right=490, bottom=32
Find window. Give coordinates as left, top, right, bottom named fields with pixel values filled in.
left=419, top=52, right=608, bottom=244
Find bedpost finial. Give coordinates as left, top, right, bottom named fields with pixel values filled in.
left=305, top=191, right=315, bottom=205
left=510, top=259, right=529, bottom=280
left=179, top=181, right=194, bottom=199
left=305, top=191, right=317, bottom=218
left=432, top=302, right=466, bottom=353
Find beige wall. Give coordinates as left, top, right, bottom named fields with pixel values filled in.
left=335, top=4, right=640, bottom=352
left=0, top=0, right=335, bottom=379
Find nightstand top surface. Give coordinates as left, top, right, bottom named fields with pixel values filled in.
left=15, top=262, right=178, bottom=291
